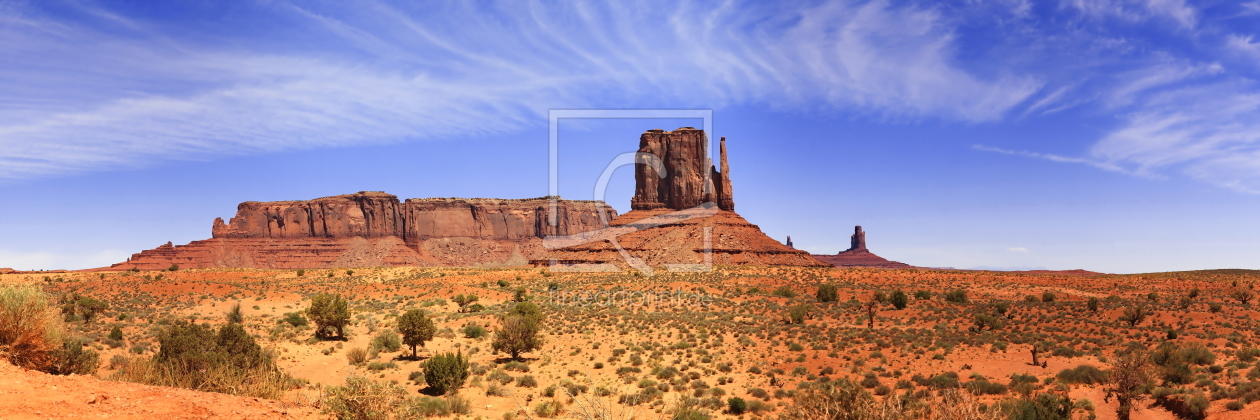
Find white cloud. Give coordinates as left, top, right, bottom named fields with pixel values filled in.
left=1065, top=0, right=1197, bottom=28
left=1090, top=83, right=1260, bottom=193
left=1227, top=35, right=1260, bottom=60
left=1006, top=247, right=1030, bottom=253
left=971, top=144, right=1138, bottom=175
left=0, top=0, right=1042, bottom=180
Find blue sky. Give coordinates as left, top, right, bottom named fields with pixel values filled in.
left=2, top=0, right=1259, bottom=273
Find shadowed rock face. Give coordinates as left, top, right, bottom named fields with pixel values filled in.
left=631, top=128, right=734, bottom=211
left=108, top=193, right=615, bottom=270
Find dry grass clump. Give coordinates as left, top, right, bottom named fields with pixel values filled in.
left=0, top=285, right=64, bottom=371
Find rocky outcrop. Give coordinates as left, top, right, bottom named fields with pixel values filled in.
left=107, top=194, right=615, bottom=270
left=631, top=128, right=734, bottom=211
left=847, top=226, right=868, bottom=252
left=539, top=128, right=825, bottom=270
left=812, top=225, right=914, bottom=269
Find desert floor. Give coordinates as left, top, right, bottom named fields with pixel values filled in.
left=4, top=266, right=1260, bottom=419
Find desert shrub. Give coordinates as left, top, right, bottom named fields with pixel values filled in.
left=1042, top=291, right=1056, bottom=302
left=973, top=313, right=1004, bottom=331
left=225, top=302, right=244, bottom=324
left=398, top=396, right=450, bottom=417
left=112, top=321, right=292, bottom=398
left=492, top=305, right=543, bottom=360
left=945, top=289, right=968, bottom=304
left=890, top=289, right=908, bottom=309
left=1120, top=305, right=1148, bottom=327
left=1057, top=365, right=1107, bottom=385
left=281, top=312, right=308, bottom=327
left=1210, top=303, right=1223, bottom=313
left=1087, top=297, right=1099, bottom=312
left=914, top=290, right=932, bottom=300
left=816, top=285, right=838, bottom=303
left=308, top=293, right=350, bottom=339
left=1226, top=399, right=1245, bottom=411
left=771, top=286, right=796, bottom=298
left=532, top=399, right=563, bottom=418
left=1178, top=344, right=1216, bottom=366
left=787, top=304, right=810, bottom=324
left=323, top=376, right=405, bottom=420
left=1237, top=347, right=1260, bottom=362
left=49, top=338, right=99, bottom=375
left=965, top=379, right=1008, bottom=395
left=0, top=285, right=64, bottom=371
left=504, top=360, right=530, bottom=372
left=346, top=347, right=369, bottom=365
left=109, top=325, right=124, bottom=341
left=397, top=309, right=435, bottom=359
left=999, top=393, right=1072, bottom=420
left=461, top=323, right=486, bottom=339
left=424, top=351, right=470, bottom=395
left=517, top=374, right=538, bottom=387
left=370, top=329, right=402, bottom=353
left=62, top=294, right=108, bottom=324
left=727, top=396, right=747, bottom=414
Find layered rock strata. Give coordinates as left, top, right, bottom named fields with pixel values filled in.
left=539, top=128, right=826, bottom=269
left=812, top=226, right=914, bottom=269
left=107, top=193, right=614, bottom=270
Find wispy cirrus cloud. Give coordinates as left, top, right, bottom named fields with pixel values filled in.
left=0, top=0, right=1041, bottom=180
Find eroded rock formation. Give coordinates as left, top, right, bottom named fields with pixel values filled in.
left=812, top=225, right=913, bottom=269
left=540, top=128, right=826, bottom=269
left=631, top=128, right=734, bottom=211
left=107, top=193, right=614, bottom=270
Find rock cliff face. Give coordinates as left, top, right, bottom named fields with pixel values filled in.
left=812, top=225, right=913, bottom=269
left=109, top=193, right=614, bottom=270
left=539, top=128, right=825, bottom=269
left=631, top=128, right=734, bottom=211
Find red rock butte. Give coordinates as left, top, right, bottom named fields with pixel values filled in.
left=811, top=226, right=914, bottom=269
left=536, top=128, right=828, bottom=269
left=102, top=193, right=615, bottom=270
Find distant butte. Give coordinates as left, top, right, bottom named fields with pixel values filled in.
left=98, top=193, right=614, bottom=270
left=537, top=128, right=827, bottom=269
left=811, top=226, right=914, bottom=269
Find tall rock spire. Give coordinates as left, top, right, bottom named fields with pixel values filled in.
left=717, top=136, right=734, bottom=211
left=847, top=226, right=868, bottom=252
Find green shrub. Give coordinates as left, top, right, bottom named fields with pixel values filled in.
left=492, top=306, right=543, bottom=360
left=225, top=302, right=244, bottom=324
left=109, top=325, right=124, bottom=341
left=504, top=360, right=530, bottom=372
left=787, top=304, right=809, bottom=324
left=816, top=285, right=838, bottom=303
left=1087, top=297, right=1099, bottom=312
left=282, top=312, right=308, bottom=327
left=50, top=339, right=99, bottom=375
left=113, top=321, right=291, bottom=398
left=369, top=330, right=402, bottom=353
left=1042, top=291, right=1056, bottom=302
left=914, top=290, right=932, bottom=300
left=461, top=323, right=487, bottom=339
left=308, top=293, right=350, bottom=339
left=727, top=396, right=747, bottom=414
left=517, top=374, right=538, bottom=387
left=1057, top=365, right=1107, bottom=385
left=945, top=289, right=968, bottom=303
left=424, top=351, right=470, bottom=395
left=889, top=289, right=908, bottom=309
left=771, top=286, right=796, bottom=298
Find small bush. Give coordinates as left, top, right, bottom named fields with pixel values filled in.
left=945, top=289, right=968, bottom=303
left=461, top=323, right=487, bottom=339
left=424, top=351, right=470, bottom=395
left=323, top=376, right=405, bottom=420
left=771, top=286, right=796, bottom=298
left=49, top=339, right=99, bottom=375
left=1057, top=365, right=1107, bottom=385
left=369, top=330, right=402, bottom=353
left=727, top=396, right=747, bottom=414
left=308, top=293, right=350, bottom=339
left=109, top=325, right=124, bottom=341
left=533, top=400, right=563, bottom=417
left=889, top=289, right=908, bottom=309
left=517, top=374, right=538, bottom=387
left=914, top=290, right=932, bottom=300
left=0, top=285, right=64, bottom=371
left=816, top=285, right=838, bottom=303
left=1041, top=291, right=1056, bottom=302
left=346, top=347, right=369, bottom=365
left=281, top=312, right=308, bottom=328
